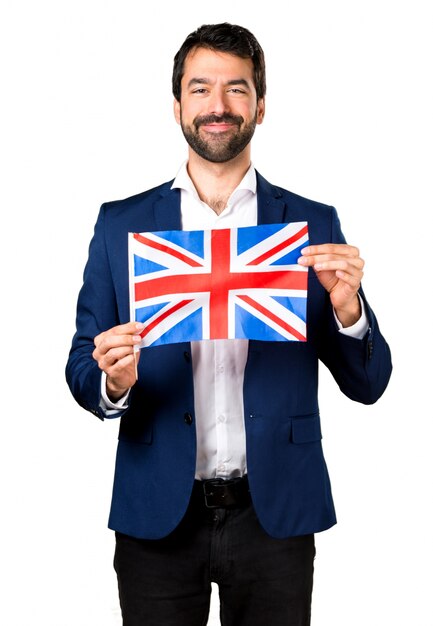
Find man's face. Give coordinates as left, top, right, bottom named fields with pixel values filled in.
left=174, top=47, right=265, bottom=163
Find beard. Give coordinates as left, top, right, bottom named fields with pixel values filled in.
left=180, top=110, right=258, bottom=163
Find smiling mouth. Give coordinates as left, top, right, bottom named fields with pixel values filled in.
left=195, top=114, right=243, bottom=134
left=200, top=123, right=237, bottom=133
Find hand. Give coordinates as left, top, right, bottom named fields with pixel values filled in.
left=298, top=243, right=364, bottom=327
left=93, top=322, right=144, bottom=401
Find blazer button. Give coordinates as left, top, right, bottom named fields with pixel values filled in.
left=184, top=351, right=191, bottom=362
left=184, top=412, right=193, bottom=425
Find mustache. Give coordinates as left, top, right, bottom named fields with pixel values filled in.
left=194, top=113, right=244, bottom=129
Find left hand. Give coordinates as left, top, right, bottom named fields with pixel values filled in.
left=298, top=243, right=364, bottom=327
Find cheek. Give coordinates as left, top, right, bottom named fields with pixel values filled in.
left=242, top=102, right=260, bottom=123
left=178, top=102, right=198, bottom=127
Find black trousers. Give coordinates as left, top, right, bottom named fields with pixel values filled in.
left=114, top=480, right=315, bottom=626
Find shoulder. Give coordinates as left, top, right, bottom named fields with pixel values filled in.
left=256, top=171, right=343, bottom=244
left=94, top=179, right=180, bottom=236
left=100, top=179, right=175, bottom=215
left=256, top=170, right=336, bottom=216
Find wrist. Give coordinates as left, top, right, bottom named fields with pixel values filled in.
left=334, top=297, right=361, bottom=328
left=106, top=378, right=129, bottom=402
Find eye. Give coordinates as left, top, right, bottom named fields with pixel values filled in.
left=192, top=88, right=208, bottom=94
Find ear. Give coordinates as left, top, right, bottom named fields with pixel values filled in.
left=256, top=98, right=265, bottom=125
left=173, top=98, right=181, bottom=125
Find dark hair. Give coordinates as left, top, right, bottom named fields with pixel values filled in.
left=172, top=22, right=266, bottom=102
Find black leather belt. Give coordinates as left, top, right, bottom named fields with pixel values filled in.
left=198, top=475, right=250, bottom=509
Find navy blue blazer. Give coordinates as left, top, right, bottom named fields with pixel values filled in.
left=66, top=172, right=392, bottom=539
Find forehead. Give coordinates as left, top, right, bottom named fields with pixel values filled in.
left=182, top=47, right=255, bottom=85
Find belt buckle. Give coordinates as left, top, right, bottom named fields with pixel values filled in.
left=203, top=478, right=225, bottom=508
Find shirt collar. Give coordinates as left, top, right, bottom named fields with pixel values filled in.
left=171, top=161, right=257, bottom=198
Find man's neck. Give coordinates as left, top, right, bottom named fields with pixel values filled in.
left=186, top=150, right=251, bottom=216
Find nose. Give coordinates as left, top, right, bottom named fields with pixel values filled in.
left=207, top=89, right=230, bottom=116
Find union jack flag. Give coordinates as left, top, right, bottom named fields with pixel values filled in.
left=129, top=222, right=309, bottom=348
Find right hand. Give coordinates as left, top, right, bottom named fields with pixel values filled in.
left=93, top=322, right=144, bottom=401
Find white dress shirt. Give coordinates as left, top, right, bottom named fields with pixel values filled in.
left=173, top=162, right=258, bottom=479
left=101, top=162, right=368, bottom=480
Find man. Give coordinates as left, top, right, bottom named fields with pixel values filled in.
left=66, top=22, right=392, bottom=626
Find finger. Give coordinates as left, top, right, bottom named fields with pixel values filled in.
left=104, top=353, right=137, bottom=379
left=94, top=344, right=137, bottom=370
left=299, top=255, right=365, bottom=274
left=94, top=322, right=144, bottom=348
left=301, top=244, right=360, bottom=258
left=311, top=257, right=365, bottom=273
left=94, top=328, right=143, bottom=352
left=111, top=321, right=145, bottom=335
left=335, top=269, right=364, bottom=289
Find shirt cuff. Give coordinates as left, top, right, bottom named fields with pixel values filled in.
left=334, top=296, right=369, bottom=339
left=99, top=372, right=130, bottom=415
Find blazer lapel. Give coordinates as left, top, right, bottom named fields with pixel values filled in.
left=256, top=171, right=288, bottom=225
left=152, top=182, right=182, bottom=231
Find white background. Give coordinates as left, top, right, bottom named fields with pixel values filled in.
left=1, top=1, right=432, bottom=624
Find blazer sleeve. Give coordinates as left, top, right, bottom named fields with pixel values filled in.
left=316, top=207, right=392, bottom=404
left=65, top=205, right=120, bottom=419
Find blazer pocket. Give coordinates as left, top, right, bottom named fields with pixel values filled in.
left=290, top=413, right=322, bottom=444
left=118, top=413, right=153, bottom=445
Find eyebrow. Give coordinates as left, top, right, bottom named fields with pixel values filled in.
left=187, top=77, right=251, bottom=89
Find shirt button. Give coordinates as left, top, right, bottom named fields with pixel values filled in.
left=217, top=365, right=224, bottom=373
left=184, top=412, right=193, bottom=426
left=217, top=414, right=226, bottom=423
left=217, top=463, right=226, bottom=473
